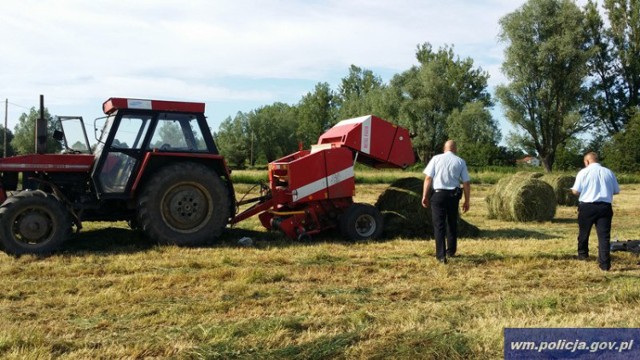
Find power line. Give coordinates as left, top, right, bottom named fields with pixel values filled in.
left=0, top=98, right=31, bottom=110
left=7, top=101, right=30, bottom=109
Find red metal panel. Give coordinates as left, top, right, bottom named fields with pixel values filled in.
left=316, top=115, right=415, bottom=169
left=317, top=116, right=367, bottom=150
left=102, top=98, right=205, bottom=114
left=386, top=126, right=415, bottom=168
left=368, top=115, right=396, bottom=163
left=285, top=150, right=328, bottom=204
left=323, top=147, right=355, bottom=200
left=0, top=154, right=94, bottom=172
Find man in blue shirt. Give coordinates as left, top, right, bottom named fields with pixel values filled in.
left=421, top=140, right=471, bottom=264
left=571, top=152, right=620, bottom=271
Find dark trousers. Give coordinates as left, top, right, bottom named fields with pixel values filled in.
left=577, top=202, right=613, bottom=270
left=430, top=191, right=460, bottom=259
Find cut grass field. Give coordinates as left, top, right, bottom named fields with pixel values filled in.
left=1, top=181, right=640, bottom=359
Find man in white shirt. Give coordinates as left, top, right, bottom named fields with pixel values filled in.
left=421, top=140, right=471, bottom=264
left=571, top=152, right=620, bottom=271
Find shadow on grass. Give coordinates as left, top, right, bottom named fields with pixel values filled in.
left=57, top=223, right=557, bottom=255
left=62, top=227, right=156, bottom=255
left=476, top=228, right=556, bottom=240
left=53, top=226, right=640, bottom=275
left=59, top=225, right=332, bottom=255
left=551, top=218, right=577, bottom=224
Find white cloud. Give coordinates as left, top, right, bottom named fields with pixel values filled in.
left=0, top=0, right=527, bottom=128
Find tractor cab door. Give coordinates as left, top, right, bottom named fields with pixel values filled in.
left=92, top=113, right=152, bottom=197
left=56, top=116, right=92, bottom=154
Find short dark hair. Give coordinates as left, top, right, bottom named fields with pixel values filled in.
left=584, top=152, right=598, bottom=162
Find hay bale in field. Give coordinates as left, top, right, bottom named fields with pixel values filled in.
left=485, top=174, right=556, bottom=222
left=375, top=177, right=480, bottom=238
left=514, top=171, right=544, bottom=179
left=541, top=174, right=578, bottom=206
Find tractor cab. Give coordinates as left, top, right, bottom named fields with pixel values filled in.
left=90, top=98, right=220, bottom=197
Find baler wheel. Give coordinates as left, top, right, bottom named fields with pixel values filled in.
left=339, top=203, right=383, bottom=241
left=137, top=162, right=230, bottom=246
left=0, top=190, right=70, bottom=255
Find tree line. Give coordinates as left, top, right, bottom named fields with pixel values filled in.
left=215, top=47, right=510, bottom=170
left=4, top=0, right=639, bottom=173
left=215, top=0, right=640, bottom=173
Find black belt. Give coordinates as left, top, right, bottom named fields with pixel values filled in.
left=434, top=189, right=455, bottom=193
left=579, top=201, right=610, bottom=205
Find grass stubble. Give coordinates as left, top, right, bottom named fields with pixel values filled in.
left=0, top=181, right=639, bottom=359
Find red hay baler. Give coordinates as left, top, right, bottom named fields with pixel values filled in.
left=231, top=115, right=415, bottom=241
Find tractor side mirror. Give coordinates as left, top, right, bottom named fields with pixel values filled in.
left=94, top=117, right=107, bottom=143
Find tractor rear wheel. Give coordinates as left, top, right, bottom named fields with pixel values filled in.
left=339, top=203, right=383, bottom=241
left=0, top=190, right=70, bottom=255
left=137, top=162, right=230, bottom=246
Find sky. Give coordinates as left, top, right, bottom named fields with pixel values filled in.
left=0, top=0, right=567, bottom=142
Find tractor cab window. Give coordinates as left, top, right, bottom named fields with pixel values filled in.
left=97, top=114, right=152, bottom=194
left=112, top=115, right=152, bottom=150
left=148, top=113, right=207, bottom=151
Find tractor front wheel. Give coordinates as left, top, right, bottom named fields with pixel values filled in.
left=137, top=163, right=230, bottom=246
left=339, top=203, right=383, bottom=241
left=0, top=191, right=70, bottom=255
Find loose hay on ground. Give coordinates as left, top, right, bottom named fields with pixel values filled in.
left=486, top=174, right=556, bottom=222
left=375, top=177, right=479, bottom=239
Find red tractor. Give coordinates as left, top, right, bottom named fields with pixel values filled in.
left=0, top=97, right=414, bottom=256
left=0, top=97, right=235, bottom=255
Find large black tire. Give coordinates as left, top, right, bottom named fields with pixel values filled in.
left=339, top=203, right=384, bottom=241
left=0, top=190, right=70, bottom=255
left=136, top=162, right=230, bottom=246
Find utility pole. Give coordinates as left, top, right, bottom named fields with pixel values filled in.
left=250, top=131, right=254, bottom=167
left=3, top=98, right=7, bottom=158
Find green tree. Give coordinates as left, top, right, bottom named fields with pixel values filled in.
left=554, top=137, right=585, bottom=171
left=506, top=132, right=537, bottom=158
left=296, top=82, right=337, bottom=147
left=154, top=121, right=183, bottom=146
left=602, top=112, right=640, bottom=172
left=585, top=0, right=640, bottom=135
left=249, top=103, right=297, bottom=163
left=13, top=107, right=62, bottom=154
left=360, top=86, right=401, bottom=121
left=214, top=112, right=250, bottom=169
left=336, top=65, right=384, bottom=120
left=446, top=102, right=502, bottom=166
left=391, top=43, right=491, bottom=162
left=496, top=0, right=593, bottom=172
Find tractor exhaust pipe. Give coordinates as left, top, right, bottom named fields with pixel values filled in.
left=35, top=94, right=47, bottom=154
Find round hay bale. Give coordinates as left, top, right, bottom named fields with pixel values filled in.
left=514, top=171, right=544, bottom=179
left=541, top=174, right=578, bottom=206
left=375, top=177, right=479, bottom=238
left=485, top=175, right=556, bottom=222
left=486, top=176, right=512, bottom=219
